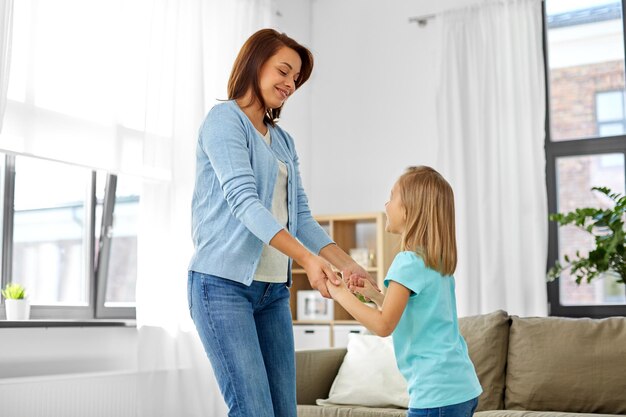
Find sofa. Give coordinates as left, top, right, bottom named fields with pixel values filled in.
left=295, top=310, right=626, bottom=417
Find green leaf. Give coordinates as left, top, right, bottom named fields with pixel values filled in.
left=550, top=186, right=625, bottom=288
left=1, top=283, right=26, bottom=300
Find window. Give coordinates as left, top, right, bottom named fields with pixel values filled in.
left=544, top=0, right=626, bottom=317
left=0, top=154, right=138, bottom=320
left=596, top=90, right=626, bottom=136
left=95, top=173, right=139, bottom=318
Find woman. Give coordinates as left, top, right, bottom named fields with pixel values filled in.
left=188, top=29, right=375, bottom=417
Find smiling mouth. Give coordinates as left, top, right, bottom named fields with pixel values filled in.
left=276, top=87, right=290, bottom=100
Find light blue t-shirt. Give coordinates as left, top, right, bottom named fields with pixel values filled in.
left=384, top=251, right=482, bottom=409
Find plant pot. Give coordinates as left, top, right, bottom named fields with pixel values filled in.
left=5, top=299, right=30, bottom=320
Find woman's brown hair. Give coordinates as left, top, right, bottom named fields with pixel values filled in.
left=227, top=28, right=313, bottom=126
left=398, top=166, right=457, bottom=276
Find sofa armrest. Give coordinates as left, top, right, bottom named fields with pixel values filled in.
left=295, top=348, right=347, bottom=405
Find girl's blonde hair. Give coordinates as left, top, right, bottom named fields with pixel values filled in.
left=397, top=166, right=457, bottom=276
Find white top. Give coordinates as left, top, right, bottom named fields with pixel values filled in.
left=254, top=129, right=289, bottom=283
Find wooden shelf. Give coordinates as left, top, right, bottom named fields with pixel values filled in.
left=333, top=320, right=363, bottom=325
left=293, top=320, right=333, bottom=325
left=292, top=319, right=363, bottom=325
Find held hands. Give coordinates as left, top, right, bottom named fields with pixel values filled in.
left=326, top=260, right=375, bottom=300
left=303, top=256, right=380, bottom=301
left=325, top=264, right=382, bottom=303
left=302, top=253, right=341, bottom=299
left=341, top=261, right=379, bottom=292
left=346, top=276, right=381, bottom=302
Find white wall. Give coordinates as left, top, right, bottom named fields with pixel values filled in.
left=273, top=0, right=314, bottom=191
left=0, top=326, right=137, bottom=378
left=302, top=0, right=476, bottom=215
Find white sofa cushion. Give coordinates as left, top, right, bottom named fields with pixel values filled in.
left=316, top=334, right=409, bottom=409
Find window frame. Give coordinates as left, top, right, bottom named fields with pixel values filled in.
left=0, top=154, right=136, bottom=320
left=543, top=0, right=626, bottom=318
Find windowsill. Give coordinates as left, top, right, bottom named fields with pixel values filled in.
left=0, top=319, right=136, bottom=328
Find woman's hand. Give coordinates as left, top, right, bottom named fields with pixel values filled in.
left=301, top=253, right=341, bottom=299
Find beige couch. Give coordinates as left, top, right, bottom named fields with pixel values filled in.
left=296, top=310, right=626, bottom=417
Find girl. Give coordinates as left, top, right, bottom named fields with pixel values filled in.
left=188, top=29, right=375, bottom=417
left=328, top=166, right=482, bottom=417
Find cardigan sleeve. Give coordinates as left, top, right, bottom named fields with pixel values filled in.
left=198, top=104, right=283, bottom=244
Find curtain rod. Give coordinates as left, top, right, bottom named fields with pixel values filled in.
left=408, top=14, right=436, bottom=27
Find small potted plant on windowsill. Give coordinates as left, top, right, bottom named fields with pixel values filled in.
left=2, top=283, right=30, bottom=320
left=547, top=186, right=625, bottom=286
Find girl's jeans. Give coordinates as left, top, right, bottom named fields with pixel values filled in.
left=408, top=396, right=479, bottom=417
left=188, top=271, right=297, bottom=417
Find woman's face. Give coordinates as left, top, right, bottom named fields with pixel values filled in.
left=258, top=46, right=302, bottom=110
left=385, top=181, right=406, bottom=235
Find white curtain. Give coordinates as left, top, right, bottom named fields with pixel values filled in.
left=2, top=0, right=273, bottom=414
left=1, top=0, right=171, bottom=179
left=436, top=0, right=548, bottom=317
left=0, top=0, right=13, bottom=133
left=135, top=1, right=272, bottom=416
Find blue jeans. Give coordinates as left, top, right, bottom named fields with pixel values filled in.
left=188, top=271, right=296, bottom=417
left=407, top=397, right=479, bottom=417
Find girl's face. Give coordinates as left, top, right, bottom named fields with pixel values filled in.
left=385, top=181, right=406, bottom=234
left=258, top=46, right=302, bottom=110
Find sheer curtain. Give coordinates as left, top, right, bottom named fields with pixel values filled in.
left=436, top=0, right=548, bottom=317
left=2, top=0, right=170, bottom=179
left=0, top=0, right=13, bottom=133
left=2, top=0, right=272, bottom=414
left=135, top=1, right=272, bottom=416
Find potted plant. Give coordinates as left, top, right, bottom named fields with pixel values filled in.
left=2, top=282, right=30, bottom=320
left=547, top=186, right=625, bottom=286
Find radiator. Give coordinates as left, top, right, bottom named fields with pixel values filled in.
left=0, top=371, right=137, bottom=417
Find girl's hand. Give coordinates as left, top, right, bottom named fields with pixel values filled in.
left=347, top=276, right=382, bottom=301
left=302, top=254, right=340, bottom=299
left=341, top=261, right=380, bottom=291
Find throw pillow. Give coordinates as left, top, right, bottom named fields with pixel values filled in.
left=458, top=309, right=510, bottom=411
left=316, top=333, right=409, bottom=408
left=506, top=315, right=626, bottom=414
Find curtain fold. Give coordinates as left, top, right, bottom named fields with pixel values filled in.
left=0, top=0, right=13, bottom=134
left=436, top=0, right=548, bottom=317
left=135, top=1, right=272, bottom=415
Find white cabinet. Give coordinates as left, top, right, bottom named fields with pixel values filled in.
left=293, top=323, right=368, bottom=349
left=333, top=324, right=366, bottom=348
left=293, top=324, right=331, bottom=350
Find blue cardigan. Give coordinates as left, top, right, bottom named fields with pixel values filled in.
left=188, top=100, right=333, bottom=285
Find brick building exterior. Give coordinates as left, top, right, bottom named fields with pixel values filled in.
left=549, top=59, right=625, bottom=304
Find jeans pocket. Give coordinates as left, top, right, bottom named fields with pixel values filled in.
left=187, top=271, right=194, bottom=319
